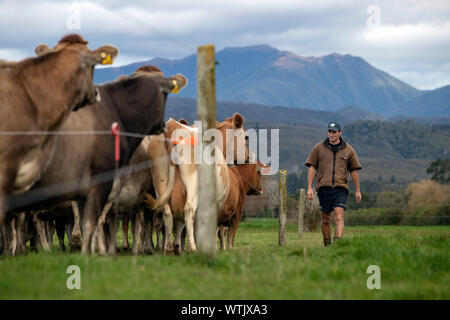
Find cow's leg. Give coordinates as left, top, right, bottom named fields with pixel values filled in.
left=23, top=212, right=36, bottom=251
left=143, top=211, right=154, bottom=255
left=138, top=210, right=145, bottom=254
left=0, top=224, right=3, bottom=254
left=0, top=186, right=9, bottom=233
left=55, top=217, right=66, bottom=251
left=0, top=225, right=3, bottom=254
left=1, top=221, right=12, bottom=255
left=10, top=217, right=18, bottom=256
left=96, top=201, right=112, bottom=256
left=161, top=204, right=173, bottom=254
left=161, top=225, right=166, bottom=251
left=0, top=173, right=14, bottom=253
left=82, top=185, right=108, bottom=254
left=15, top=212, right=28, bottom=255
left=147, top=212, right=156, bottom=252
left=2, top=219, right=14, bottom=255
left=173, top=219, right=185, bottom=256
left=45, top=219, right=55, bottom=246
left=104, top=217, right=110, bottom=248
left=90, top=227, right=98, bottom=253
left=180, top=226, right=186, bottom=254
left=33, top=213, right=51, bottom=252
left=122, top=213, right=130, bottom=251
left=130, top=213, right=136, bottom=254
left=227, top=215, right=240, bottom=250
left=130, top=213, right=142, bottom=255
left=184, top=202, right=197, bottom=252
left=219, top=226, right=227, bottom=250
left=156, top=226, right=162, bottom=251
left=29, top=221, right=37, bottom=252
left=66, top=216, right=73, bottom=244
left=153, top=213, right=163, bottom=252
left=70, top=201, right=82, bottom=251
left=107, top=210, right=119, bottom=255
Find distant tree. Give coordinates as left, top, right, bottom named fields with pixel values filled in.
left=376, top=190, right=407, bottom=207
left=427, top=158, right=450, bottom=184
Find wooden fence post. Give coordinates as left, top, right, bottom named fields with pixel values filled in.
left=298, top=188, right=305, bottom=239
left=196, top=44, right=217, bottom=258
left=278, top=170, right=287, bottom=246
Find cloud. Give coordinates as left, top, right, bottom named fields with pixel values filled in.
left=0, top=0, right=448, bottom=90
left=0, top=48, right=28, bottom=62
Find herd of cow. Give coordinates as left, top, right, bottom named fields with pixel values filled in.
left=0, top=34, right=268, bottom=257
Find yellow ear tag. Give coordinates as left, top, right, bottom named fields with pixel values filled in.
left=101, top=53, right=113, bottom=65
left=170, top=80, right=179, bottom=94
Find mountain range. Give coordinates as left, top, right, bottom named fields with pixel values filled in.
left=94, top=45, right=450, bottom=118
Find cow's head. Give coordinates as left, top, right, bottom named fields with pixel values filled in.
left=132, top=65, right=188, bottom=95
left=217, top=113, right=251, bottom=165
left=34, top=34, right=118, bottom=111
left=236, top=160, right=269, bottom=196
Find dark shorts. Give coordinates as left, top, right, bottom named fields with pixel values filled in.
left=317, top=187, right=349, bottom=214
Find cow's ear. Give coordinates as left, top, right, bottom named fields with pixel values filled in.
left=168, top=74, right=188, bottom=94
left=82, top=45, right=119, bottom=66
left=178, top=118, right=189, bottom=125
left=35, top=44, right=51, bottom=56
left=232, top=113, right=245, bottom=129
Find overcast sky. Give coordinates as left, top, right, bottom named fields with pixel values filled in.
left=1, top=0, right=449, bottom=90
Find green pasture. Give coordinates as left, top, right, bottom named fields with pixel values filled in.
left=0, top=219, right=449, bottom=299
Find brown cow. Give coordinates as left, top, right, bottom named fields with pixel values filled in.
left=145, top=115, right=259, bottom=254
left=217, top=163, right=266, bottom=250
left=6, top=65, right=184, bottom=255
left=89, top=68, right=188, bottom=255
left=0, top=34, right=118, bottom=253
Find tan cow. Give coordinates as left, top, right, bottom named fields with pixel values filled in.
left=145, top=114, right=255, bottom=253
left=0, top=34, right=118, bottom=253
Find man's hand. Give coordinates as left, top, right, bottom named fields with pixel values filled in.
left=355, top=191, right=362, bottom=204
left=307, top=187, right=314, bottom=200
left=306, top=166, right=316, bottom=200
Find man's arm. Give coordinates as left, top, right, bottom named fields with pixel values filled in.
left=350, top=170, right=362, bottom=203
left=307, top=166, right=316, bottom=199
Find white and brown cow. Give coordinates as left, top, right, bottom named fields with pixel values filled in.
left=145, top=115, right=264, bottom=253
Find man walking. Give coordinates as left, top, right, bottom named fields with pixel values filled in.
left=305, top=122, right=362, bottom=246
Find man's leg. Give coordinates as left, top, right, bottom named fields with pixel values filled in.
left=321, top=211, right=332, bottom=246
left=333, top=206, right=345, bottom=240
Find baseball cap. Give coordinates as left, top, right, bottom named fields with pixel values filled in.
left=328, top=122, right=341, bottom=132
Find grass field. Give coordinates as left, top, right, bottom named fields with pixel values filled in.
left=0, top=219, right=449, bottom=299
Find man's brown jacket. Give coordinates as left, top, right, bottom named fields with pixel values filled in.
left=305, top=138, right=362, bottom=190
